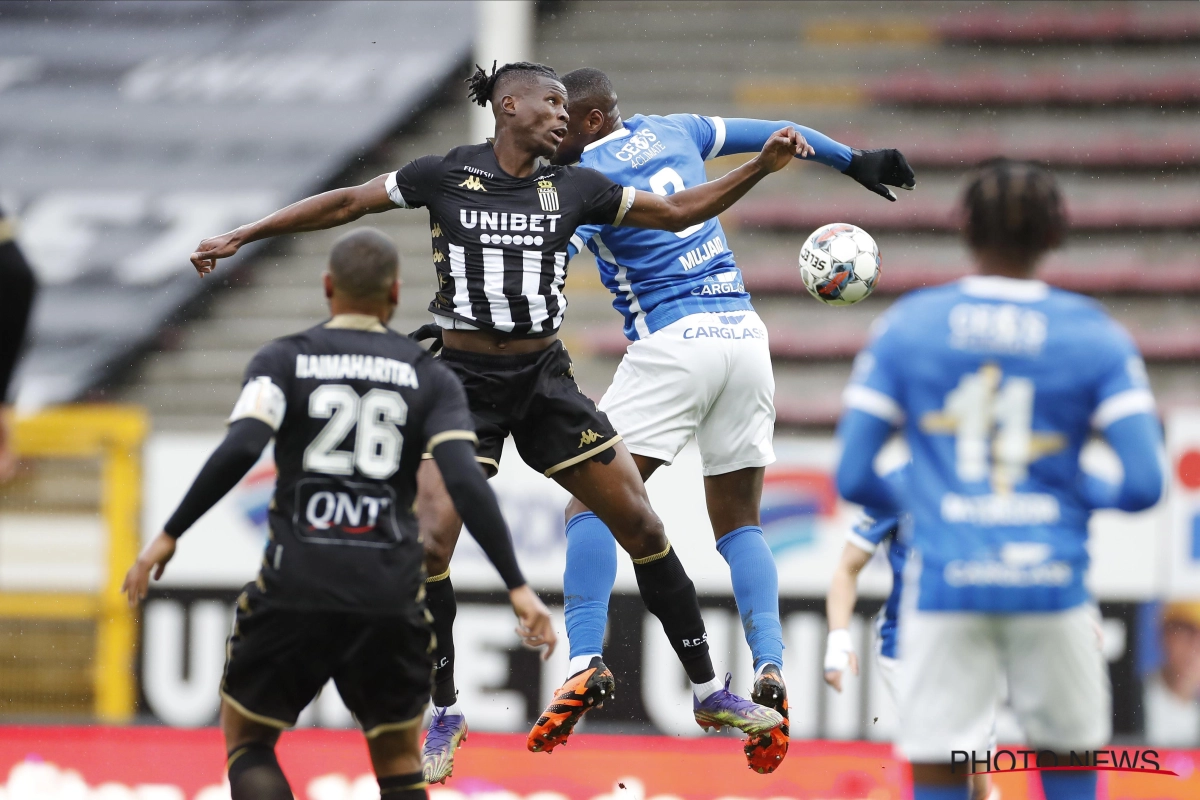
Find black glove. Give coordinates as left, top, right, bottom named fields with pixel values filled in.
left=843, top=148, right=916, bottom=202
left=408, top=323, right=444, bottom=355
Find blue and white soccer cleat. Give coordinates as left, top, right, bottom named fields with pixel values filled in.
left=422, top=707, right=468, bottom=784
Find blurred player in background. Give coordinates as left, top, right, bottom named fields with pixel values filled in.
left=188, top=61, right=801, bottom=781
left=835, top=159, right=1164, bottom=800
left=526, top=66, right=914, bottom=772
left=0, top=204, right=37, bottom=482
left=824, top=500, right=995, bottom=800
left=124, top=229, right=555, bottom=800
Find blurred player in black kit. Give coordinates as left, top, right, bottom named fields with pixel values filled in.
left=125, top=228, right=555, bottom=800
left=189, top=61, right=802, bottom=780
left=0, top=204, right=37, bottom=481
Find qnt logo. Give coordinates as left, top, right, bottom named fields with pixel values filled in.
left=305, top=491, right=391, bottom=533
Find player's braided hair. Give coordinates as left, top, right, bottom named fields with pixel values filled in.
left=961, top=158, right=1066, bottom=265
left=466, top=60, right=560, bottom=107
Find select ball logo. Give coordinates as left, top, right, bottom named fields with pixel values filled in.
left=798, top=222, right=881, bottom=306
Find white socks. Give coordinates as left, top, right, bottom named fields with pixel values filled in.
left=692, top=676, right=724, bottom=702
left=568, top=653, right=601, bottom=677
left=754, top=661, right=782, bottom=680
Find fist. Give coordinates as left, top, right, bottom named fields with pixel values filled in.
left=190, top=232, right=241, bottom=276
left=757, top=126, right=815, bottom=173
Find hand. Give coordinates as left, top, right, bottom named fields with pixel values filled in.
left=823, top=628, right=858, bottom=693
left=509, top=584, right=557, bottom=660
left=754, top=126, right=815, bottom=174
left=843, top=148, right=916, bottom=201
left=0, top=408, right=15, bottom=483
left=122, top=532, right=177, bottom=607
left=190, top=230, right=242, bottom=276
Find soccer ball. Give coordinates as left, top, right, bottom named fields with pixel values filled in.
left=798, top=223, right=881, bottom=306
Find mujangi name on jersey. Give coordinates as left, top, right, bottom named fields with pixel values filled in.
left=295, top=354, right=419, bottom=388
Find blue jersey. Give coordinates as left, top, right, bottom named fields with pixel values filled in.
left=844, top=276, right=1156, bottom=613
left=568, top=114, right=753, bottom=340
left=848, top=510, right=906, bottom=659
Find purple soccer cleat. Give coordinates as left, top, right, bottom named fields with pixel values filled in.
left=693, top=673, right=784, bottom=736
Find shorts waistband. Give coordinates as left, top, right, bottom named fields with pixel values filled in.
left=438, top=341, right=562, bottom=369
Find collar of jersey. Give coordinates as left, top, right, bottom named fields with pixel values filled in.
left=959, top=275, right=1050, bottom=303
left=583, top=125, right=632, bottom=153
left=324, top=314, right=387, bottom=333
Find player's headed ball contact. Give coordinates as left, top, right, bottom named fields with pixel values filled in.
left=798, top=223, right=880, bottom=307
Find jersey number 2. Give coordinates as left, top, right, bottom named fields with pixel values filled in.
left=303, top=385, right=407, bottom=479
left=649, top=167, right=704, bottom=239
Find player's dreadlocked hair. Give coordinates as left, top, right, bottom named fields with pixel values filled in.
left=961, top=158, right=1066, bottom=267
left=466, top=61, right=560, bottom=107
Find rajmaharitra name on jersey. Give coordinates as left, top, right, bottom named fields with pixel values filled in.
left=568, top=114, right=754, bottom=341
left=384, top=143, right=636, bottom=337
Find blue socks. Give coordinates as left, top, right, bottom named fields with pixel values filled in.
left=912, top=786, right=968, bottom=800
left=1040, top=770, right=1097, bottom=800
left=715, top=526, right=784, bottom=671
left=563, top=512, right=618, bottom=661
left=564, top=516, right=785, bottom=674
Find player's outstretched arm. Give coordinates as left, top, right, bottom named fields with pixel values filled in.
left=620, top=126, right=808, bottom=232
left=189, top=174, right=395, bottom=276
left=835, top=410, right=901, bottom=512
left=714, top=118, right=915, bottom=202
left=430, top=438, right=558, bottom=659
left=122, top=418, right=274, bottom=605
left=1084, top=413, right=1165, bottom=512
left=824, top=542, right=872, bottom=692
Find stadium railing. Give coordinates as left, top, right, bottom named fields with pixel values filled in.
left=1, top=405, right=146, bottom=722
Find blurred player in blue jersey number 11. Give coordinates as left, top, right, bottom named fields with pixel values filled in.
left=534, top=67, right=914, bottom=772
left=835, top=159, right=1164, bottom=800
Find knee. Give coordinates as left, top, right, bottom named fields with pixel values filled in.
left=564, top=496, right=590, bottom=525
left=618, top=505, right=667, bottom=559
left=423, top=538, right=453, bottom=577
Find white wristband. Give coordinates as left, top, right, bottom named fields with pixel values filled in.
left=824, top=628, right=854, bottom=673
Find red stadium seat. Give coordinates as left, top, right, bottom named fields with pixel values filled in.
left=869, top=71, right=1200, bottom=108
left=938, top=8, right=1200, bottom=45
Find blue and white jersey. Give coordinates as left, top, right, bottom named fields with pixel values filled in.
left=848, top=510, right=906, bottom=659
left=845, top=275, right=1157, bottom=613
left=568, top=114, right=753, bottom=341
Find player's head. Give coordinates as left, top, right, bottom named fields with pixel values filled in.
left=552, top=67, right=619, bottom=165
left=323, top=227, right=401, bottom=321
left=961, top=158, right=1066, bottom=276
left=466, top=61, right=567, bottom=158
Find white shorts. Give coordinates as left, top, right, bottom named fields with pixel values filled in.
left=599, top=311, right=776, bottom=476
left=896, top=604, right=1110, bottom=762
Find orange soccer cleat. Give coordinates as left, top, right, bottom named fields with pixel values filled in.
left=744, top=664, right=790, bottom=774
left=527, top=657, right=615, bottom=753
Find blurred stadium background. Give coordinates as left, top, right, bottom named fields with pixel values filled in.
left=2, top=1, right=1200, bottom=798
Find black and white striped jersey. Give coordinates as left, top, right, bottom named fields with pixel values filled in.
left=386, top=143, right=636, bottom=337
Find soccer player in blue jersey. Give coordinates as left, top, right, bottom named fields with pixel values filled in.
left=835, top=159, right=1164, bottom=800
left=525, top=67, right=914, bottom=770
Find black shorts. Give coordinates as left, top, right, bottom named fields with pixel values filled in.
left=438, top=340, right=620, bottom=476
left=220, top=584, right=433, bottom=737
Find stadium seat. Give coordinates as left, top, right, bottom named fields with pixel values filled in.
left=869, top=70, right=1200, bottom=108
left=937, top=8, right=1200, bottom=45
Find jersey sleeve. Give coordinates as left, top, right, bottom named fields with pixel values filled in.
left=1090, top=320, right=1157, bottom=430
left=572, top=167, right=637, bottom=227
left=228, top=341, right=292, bottom=431
left=847, top=509, right=899, bottom=554
left=384, top=155, right=444, bottom=209
left=841, top=307, right=908, bottom=426
left=421, top=362, right=479, bottom=452
left=569, top=224, right=602, bottom=259
left=664, top=114, right=724, bottom=160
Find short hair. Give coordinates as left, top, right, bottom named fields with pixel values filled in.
left=562, top=67, right=615, bottom=113
left=328, top=227, right=398, bottom=301
left=466, top=61, right=560, bottom=108
left=961, top=158, right=1066, bottom=266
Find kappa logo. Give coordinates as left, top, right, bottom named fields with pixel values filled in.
left=459, top=175, right=487, bottom=192
left=430, top=223, right=443, bottom=237
left=578, top=429, right=604, bottom=448
left=431, top=250, right=446, bottom=263
left=537, top=179, right=560, bottom=212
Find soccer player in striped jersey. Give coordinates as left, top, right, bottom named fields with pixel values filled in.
left=531, top=67, right=914, bottom=772
left=836, top=160, right=1163, bottom=800
left=189, top=62, right=800, bottom=780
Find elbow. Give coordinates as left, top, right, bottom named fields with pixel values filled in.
left=661, top=203, right=691, bottom=232
left=1121, top=468, right=1164, bottom=512
left=836, top=461, right=870, bottom=507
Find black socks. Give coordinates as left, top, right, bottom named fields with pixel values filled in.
left=227, top=742, right=291, bottom=800
left=632, top=544, right=716, bottom=684
left=425, top=571, right=458, bottom=708
left=379, top=771, right=427, bottom=800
